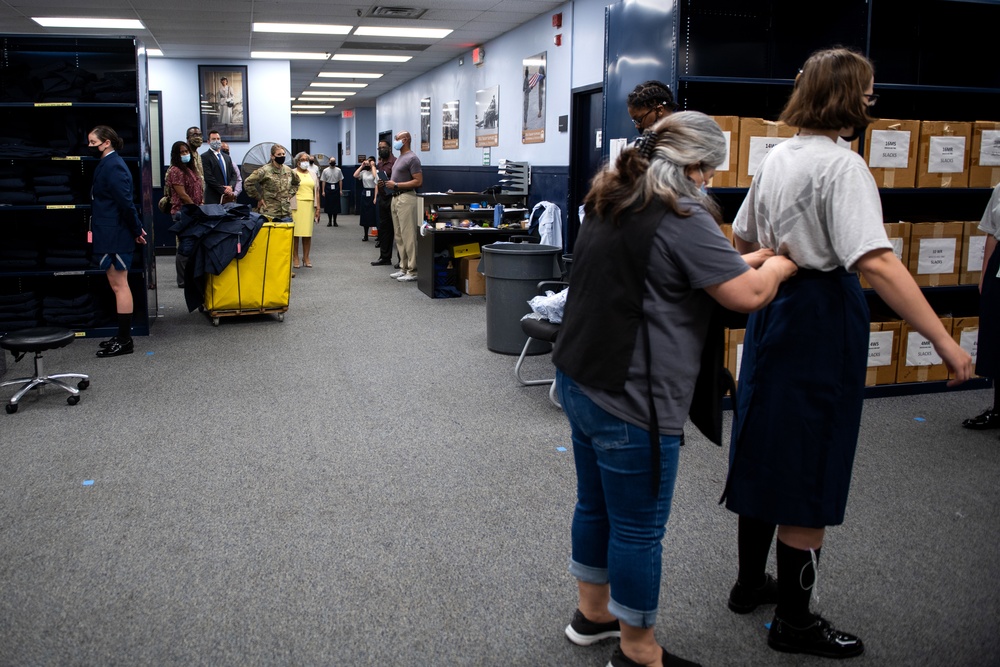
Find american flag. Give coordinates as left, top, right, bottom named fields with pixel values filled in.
left=528, top=71, right=544, bottom=89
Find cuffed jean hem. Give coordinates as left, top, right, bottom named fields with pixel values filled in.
left=608, top=598, right=658, bottom=629
left=568, top=558, right=609, bottom=585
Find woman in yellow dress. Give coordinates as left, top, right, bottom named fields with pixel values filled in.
left=292, top=152, right=321, bottom=268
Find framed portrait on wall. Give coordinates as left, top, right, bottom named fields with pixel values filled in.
left=420, top=97, right=431, bottom=151
left=475, top=85, right=499, bottom=148
left=442, top=100, right=459, bottom=150
left=199, top=65, right=249, bottom=142
left=522, top=53, right=546, bottom=144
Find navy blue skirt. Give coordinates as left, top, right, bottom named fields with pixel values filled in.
left=725, top=268, right=869, bottom=528
left=323, top=183, right=341, bottom=216
left=976, top=245, right=999, bottom=378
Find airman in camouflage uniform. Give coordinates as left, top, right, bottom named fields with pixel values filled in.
left=244, top=144, right=300, bottom=220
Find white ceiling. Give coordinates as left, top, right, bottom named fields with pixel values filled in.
left=0, top=0, right=567, bottom=114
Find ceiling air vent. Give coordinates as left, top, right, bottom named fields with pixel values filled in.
left=367, top=6, right=427, bottom=19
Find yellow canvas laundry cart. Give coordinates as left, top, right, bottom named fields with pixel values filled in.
left=203, top=222, right=294, bottom=326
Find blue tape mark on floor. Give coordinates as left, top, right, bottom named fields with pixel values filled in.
left=914, top=417, right=926, bottom=422
left=82, top=480, right=94, bottom=486
left=765, top=621, right=771, bottom=630
left=146, top=351, right=154, bottom=355
left=556, top=447, right=567, bottom=452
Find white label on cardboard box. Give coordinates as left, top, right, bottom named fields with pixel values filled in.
left=889, top=237, right=903, bottom=260
left=869, top=130, right=911, bottom=168
left=736, top=343, right=744, bottom=379
left=747, top=136, right=790, bottom=176
left=959, top=329, right=979, bottom=362
left=928, top=136, right=966, bottom=174
left=916, top=237, right=957, bottom=274
left=868, top=331, right=894, bottom=367
left=967, top=235, right=986, bottom=271
left=717, top=131, right=732, bottom=172
left=905, top=332, right=942, bottom=366
left=980, top=130, right=1000, bottom=167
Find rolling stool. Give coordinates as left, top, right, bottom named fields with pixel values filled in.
left=0, top=327, right=90, bottom=414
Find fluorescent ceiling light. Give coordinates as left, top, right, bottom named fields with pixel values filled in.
left=33, top=17, right=145, bottom=29
left=298, top=97, right=345, bottom=102
left=292, top=111, right=327, bottom=115
left=251, top=51, right=330, bottom=60
left=146, top=49, right=163, bottom=57
left=318, top=72, right=383, bottom=79
left=254, top=22, right=351, bottom=35
left=331, top=54, right=411, bottom=63
left=353, top=27, right=453, bottom=39
left=312, top=82, right=367, bottom=88
left=293, top=104, right=335, bottom=109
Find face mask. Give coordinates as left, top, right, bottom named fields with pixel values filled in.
left=273, top=155, right=286, bottom=165
left=378, top=148, right=390, bottom=158
left=299, top=161, right=310, bottom=170
left=89, top=144, right=104, bottom=156
left=209, top=140, right=222, bottom=151
left=189, top=136, right=203, bottom=148
left=309, top=160, right=315, bottom=165
left=329, top=162, right=336, bottom=168
left=181, top=153, right=191, bottom=163
left=392, top=140, right=404, bottom=151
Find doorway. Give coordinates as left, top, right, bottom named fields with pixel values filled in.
left=567, top=85, right=603, bottom=253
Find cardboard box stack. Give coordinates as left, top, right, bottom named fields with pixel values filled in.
left=725, top=328, right=746, bottom=392
left=907, top=222, right=964, bottom=286
left=866, top=321, right=902, bottom=386
left=970, top=121, right=1000, bottom=188
left=860, top=222, right=911, bottom=289
left=737, top=118, right=796, bottom=187
left=960, top=221, right=989, bottom=285
left=459, top=256, right=485, bottom=296
left=709, top=116, right=740, bottom=187
left=951, top=317, right=980, bottom=379
left=916, top=121, right=973, bottom=188
left=896, top=318, right=953, bottom=383
left=864, top=119, right=920, bottom=188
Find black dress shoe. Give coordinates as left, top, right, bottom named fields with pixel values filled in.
left=333, top=222, right=339, bottom=227
left=374, top=240, right=381, bottom=248
left=728, top=573, right=778, bottom=614
left=362, top=237, right=368, bottom=241
left=962, top=408, right=1000, bottom=430
left=371, top=259, right=391, bottom=266
left=768, top=615, right=863, bottom=659
left=393, top=263, right=400, bottom=270
left=96, top=337, right=134, bottom=358
left=327, top=222, right=332, bottom=227
left=98, top=336, right=119, bottom=349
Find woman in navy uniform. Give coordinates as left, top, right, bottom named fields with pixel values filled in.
left=88, top=125, right=146, bottom=357
left=724, top=48, right=973, bottom=659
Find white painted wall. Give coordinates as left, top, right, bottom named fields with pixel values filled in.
left=148, top=58, right=291, bottom=168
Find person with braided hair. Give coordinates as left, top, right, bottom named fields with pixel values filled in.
left=552, top=111, right=797, bottom=667
left=627, top=80, right=678, bottom=133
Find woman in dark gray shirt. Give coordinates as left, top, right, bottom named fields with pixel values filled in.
left=552, top=111, right=797, bottom=667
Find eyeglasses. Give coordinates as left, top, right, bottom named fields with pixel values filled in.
left=863, top=93, right=879, bottom=106
left=630, top=107, right=658, bottom=129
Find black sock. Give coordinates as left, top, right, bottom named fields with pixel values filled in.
left=117, top=312, right=132, bottom=341
left=737, top=515, right=776, bottom=588
left=775, top=539, right=820, bottom=626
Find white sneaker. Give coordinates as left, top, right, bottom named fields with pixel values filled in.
left=389, top=271, right=405, bottom=278
left=397, top=273, right=418, bottom=282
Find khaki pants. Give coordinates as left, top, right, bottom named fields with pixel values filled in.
left=391, top=191, right=419, bottom=275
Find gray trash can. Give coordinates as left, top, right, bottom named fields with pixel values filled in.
left=481, top=242, right=562, bottom=355
left=340, top=190, right=352, bottom=215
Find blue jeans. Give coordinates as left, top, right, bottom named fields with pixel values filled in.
left=557, top=370, right=681, bottom=629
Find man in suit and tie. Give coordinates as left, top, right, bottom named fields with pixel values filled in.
left=202, top=130, right=237, bottom=204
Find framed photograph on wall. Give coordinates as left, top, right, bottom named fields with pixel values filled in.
left=475, top=85, right=499, bottom=148
left=199, top=65, right=249, bottom=142
left=420, top=97, right=431, bottom=151
left=443, top=100, right=460, bottom=150
left=522, top=53, right=546, bottom=144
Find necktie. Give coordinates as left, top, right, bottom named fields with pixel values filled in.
left=217, top=152, right=226, bottom=180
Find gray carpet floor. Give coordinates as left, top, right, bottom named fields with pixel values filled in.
left=1, top=214, right=998, bottom=666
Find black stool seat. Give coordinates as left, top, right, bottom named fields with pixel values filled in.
left=0, top=327, right=77, bottom=353
left=1, top=326, right=89, bottom=414
left=520, top=317, right=560, bottom=343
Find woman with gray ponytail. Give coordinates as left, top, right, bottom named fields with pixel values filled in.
left=552, top=111, right=797, bottom=667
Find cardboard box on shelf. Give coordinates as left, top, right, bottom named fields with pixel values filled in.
left=951, top=316, right=980, bottom=380
left=960, top=221, right=989, bottom=285
left=459, top=256, right=485, bottom=295
left=719, top=223, right=734, bottom=246
left=970, top=120, right=1000, bottom=188
left=916, top=121, right=973, bottom=188
left=864, top=119, right=920, bottom=188
left=736, top=118, right=796, bottom=188
left=709, top=116, right=740, bottom=188
left=896, top=318, right=953, bottom=384
left=866, top=321, right=901, bottom=386
left=860, top=222, right=911, bottom=289
left=725, top=328, right=746, bottom=392
left=907, top=221, right=964, bottom=286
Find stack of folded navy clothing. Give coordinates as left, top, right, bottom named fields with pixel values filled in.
left=170, top=203, right=267, bottom=312
left=0, top=173, right=35, bottom=205
left=45, top=238, right=91, bottom=270
left=0, top=291, right=42, bottom=332
left=91, top=71, right=137, bottom=104
left=41, top=291, right=111, bottom=329
left=0, top=239, right=40, bottom=271
left=0, top=135, right=67, bottom=159
left=32, top=61, right=97, bottom=103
